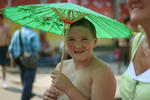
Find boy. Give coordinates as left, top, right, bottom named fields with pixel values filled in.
left=43, top=18, right=116, bottom=100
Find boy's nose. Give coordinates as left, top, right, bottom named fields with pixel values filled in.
left=74, top=41, right=82, bottom=48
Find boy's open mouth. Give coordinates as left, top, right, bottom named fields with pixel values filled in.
left=74, top=50, right=84, bottom=54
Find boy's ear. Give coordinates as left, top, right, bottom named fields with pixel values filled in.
left=94, top=38, right=97, bottom=48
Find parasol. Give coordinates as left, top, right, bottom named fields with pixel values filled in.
left=2, top=2, right=132, bottom=71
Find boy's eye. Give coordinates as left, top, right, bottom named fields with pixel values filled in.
left=82, top=38, right=88, bottom=41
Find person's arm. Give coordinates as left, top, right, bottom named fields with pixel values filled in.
left=43, top=63, right=62, bottom=100
left=32, top=33, right=40, bottom=53
left=5, top=25, right=11, bottom=58
left=8, top=31, right=17, bottom=67
left=66, top=67, right=116, bottom=100
left=8, top=31, right=17, bottom=58
left=90, top=66, right=116, bottom=100
left=50, top=62, right=88, bottom=100
left=6, top=25, right=11, bottom=44
left=43, top=87, right=59, bottom=100
left=51, top=66, right=116, bottom=100
left=51, top=70, right=88, bottom=100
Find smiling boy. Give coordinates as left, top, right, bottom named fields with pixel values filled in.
left=43, top=18, right=116, bottom=100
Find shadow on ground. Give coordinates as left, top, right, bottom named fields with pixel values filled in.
left=5, top=87, right=43, bottom=99
left=5, top=87, right=22, bottom=93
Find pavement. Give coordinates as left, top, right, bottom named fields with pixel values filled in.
left=0, top=61, right=127, bottom=100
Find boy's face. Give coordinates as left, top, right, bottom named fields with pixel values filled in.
left=67, top=26, right=97, bottom=62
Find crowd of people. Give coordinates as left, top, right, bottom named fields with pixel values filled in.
left=1, top=0, right=150, bottom=100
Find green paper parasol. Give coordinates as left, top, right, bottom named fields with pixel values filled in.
left=2, top=3, right=132, bottom=71
left=2, top=3, right=132, bottom=39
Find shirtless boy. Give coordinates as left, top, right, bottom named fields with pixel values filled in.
left=43, top=18, right=116, bottom=100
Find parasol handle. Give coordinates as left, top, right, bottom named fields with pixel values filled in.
left=59, top=23, right=70, bottom=72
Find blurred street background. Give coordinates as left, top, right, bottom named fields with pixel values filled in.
left=0, top=50, right=127, bottom=100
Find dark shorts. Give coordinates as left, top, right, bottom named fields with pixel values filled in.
left=0, top=46, right=8, bottom=66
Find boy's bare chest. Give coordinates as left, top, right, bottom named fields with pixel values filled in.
left=65, top=69, right=92, bottom=98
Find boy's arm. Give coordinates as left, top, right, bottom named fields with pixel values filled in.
left=43, top=63, right=62, bottom=100
left=43, top=87, right=59, bottom=100
left=53, top=62, right=88, bottom=100
left=65, top=65, right=116, bottom=100
left=91, top=66, right=116, bottom=100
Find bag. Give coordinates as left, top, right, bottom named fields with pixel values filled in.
left=18, top=30, right=37, bottom=69
left=20, top=54, right=37, bottom=69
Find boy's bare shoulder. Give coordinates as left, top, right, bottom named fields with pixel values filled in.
left=91, top=58, right=114, bottom=77
left=93, top=57, right=109, bottom=68
left=91, top=58, right=116, bottom=100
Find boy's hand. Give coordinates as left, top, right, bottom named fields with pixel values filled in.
left=11, top=59, right=16, bottom=68
left=43, top=88, right=59, bottom=100
left=51, top=70, right=75, bottom=93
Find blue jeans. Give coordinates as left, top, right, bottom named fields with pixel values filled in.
left=19, top=66, right=36, bottom=100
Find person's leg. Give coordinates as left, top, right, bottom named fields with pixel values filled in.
left=118, top=48, right=123, bottom=75
left=118, top=47, right=127, bottom=75
left=19, top=66, right=25, bottom=85
left=125, top=47, right=129, bottom=66
left=2, top=67, right=8, bottom=88
left=1, top=46, right=8, bottom=88
left=1, top=66, right=8, bottom=88
left=118, top=60, right=122, bottom=75
left=2, top=66, right=6, bottom=81
left=21, top=68, right=36, bottom=100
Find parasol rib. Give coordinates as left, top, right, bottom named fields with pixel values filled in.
left=34, top=14, right=59, bottom=29
left=88, top=16, right=118, bottom=38
left=4, top=6, right=51, bottom=16
left=48, top=18, right=60, bottom=32
left=94, top=15, right=129, bottom=37
left=88, top=15, right=123, bottom=38
left=23, top=11, right=54, bottom=26
left=14, top=8, right=53, bottom=22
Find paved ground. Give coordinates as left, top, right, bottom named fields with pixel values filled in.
left=0, top=61, right=127, bottom=100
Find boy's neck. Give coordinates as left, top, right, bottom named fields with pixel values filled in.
left=74, top=55, right=94, bottom=69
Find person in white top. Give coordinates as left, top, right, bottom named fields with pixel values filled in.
left=120, top=0, right=150, bottom=100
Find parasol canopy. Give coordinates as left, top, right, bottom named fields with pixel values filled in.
left=2, top=3, right=132, bottom=39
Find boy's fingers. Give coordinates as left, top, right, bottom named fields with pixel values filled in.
left=49, top=93, right=58, bottom=99
left=43, top=95, right=48, bottom=100
left=51, top=73, right=56, bottom=79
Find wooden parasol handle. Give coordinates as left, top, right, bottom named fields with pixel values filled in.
left=59, top=23, right=70, bottom=72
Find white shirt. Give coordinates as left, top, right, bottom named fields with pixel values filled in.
left=127, top=62, right=150, bottom=83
